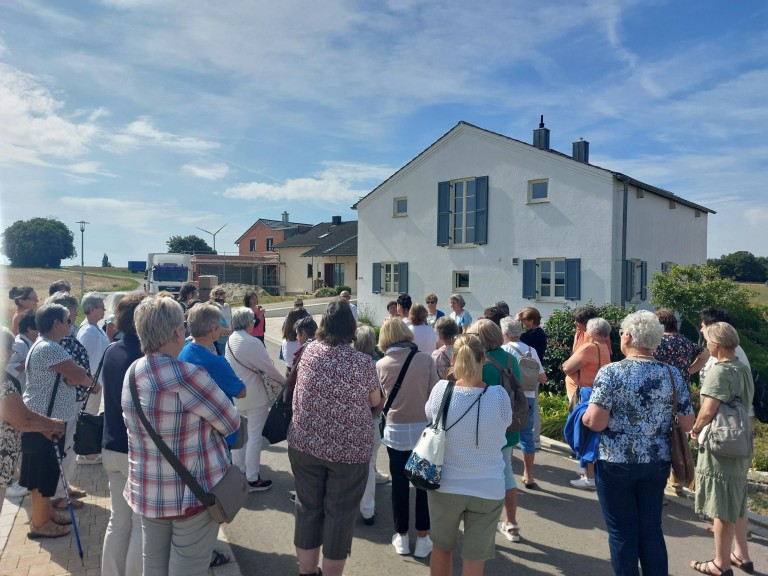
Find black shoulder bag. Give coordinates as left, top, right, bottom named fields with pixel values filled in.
left=379, top=347, right=418, bottom=438
left=127, top=362, right=248, bottom=524
left=74, top=347, right=108, bottom=455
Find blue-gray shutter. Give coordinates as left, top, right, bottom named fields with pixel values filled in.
left=661, top=261, right=668, bottom=274
left=474, top=176, right=489, bottom=245
left=564, top=258, right=581, bottom=300
left=372, top=262, right=381, bottom=294
left=398, top=262, right=408, bottom=293
left=624, top=260, right=634, bottom=302
left=640, top=261, right=648, bottom=301
left=522, top=260, right=537, bottom=299
left=437, top=181, right=450, bottom=246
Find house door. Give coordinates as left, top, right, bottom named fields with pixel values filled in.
left=324, top=263, right=345, bottom=288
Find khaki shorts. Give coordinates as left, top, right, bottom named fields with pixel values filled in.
left=427, top=490, right=504, bottom=562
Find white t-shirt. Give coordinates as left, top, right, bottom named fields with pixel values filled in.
left=410, top=324, right=438, bottom=354
left=77, top=321, right=110, bottom=383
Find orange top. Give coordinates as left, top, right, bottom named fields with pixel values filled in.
left=563, top=341, right=611, bottom=398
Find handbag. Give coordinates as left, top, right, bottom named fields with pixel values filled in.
left=227, top=341, right=282, bottom=402
left=667, top=366, right=695, bottom=485
left=262, top=343, right=308, bottom=444
left=229, top=416, right=249, bottom=450
left=404, top=382, right=454, bottom=490
left=128, top=363, right=248, bottom=524
left=699, top=365, right=753, bottom=459
left=74, top=348, right=108, bottom=455
left=379, top=347, right=418, bottom=438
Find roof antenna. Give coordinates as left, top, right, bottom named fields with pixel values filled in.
left=539, top=115, right=545, bottom=128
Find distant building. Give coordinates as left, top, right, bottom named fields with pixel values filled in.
left=234, top=212, right=312, bottom=257
left=354, top=120, right=714, bottom=324
left=274, top=217, right=357, bottom=295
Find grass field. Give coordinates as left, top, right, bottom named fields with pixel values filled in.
left=742, top=282, right=768, bottom=306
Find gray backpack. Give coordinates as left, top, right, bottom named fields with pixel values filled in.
left=509, top=344, right=540, bottom=392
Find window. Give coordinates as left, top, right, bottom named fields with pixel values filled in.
left=307, top=263, right=313, bottom=279
left=660, top=261, right=675, bottom=274
left=372, top=262, right=409, bottom=294
left=453, top=270, right=470, bottom=292
left=393, top=196, right=408, bottom=217
left=522, top=258, right=581, bottom=301
left=266, top=237, right=274, bottom=251
left=249, top=239, right=256, bottom=252
left=437, top=176, right=488, bottom=246
left=528, top=179, right=549, bottom=203
left=624, top=259, right=648, bottom=302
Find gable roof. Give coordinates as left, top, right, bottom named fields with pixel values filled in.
left=352, top=121, right=715, bottom=215
left=274, top=220, right=358, bottom=257
left=234, top=218, right=313, bottom=245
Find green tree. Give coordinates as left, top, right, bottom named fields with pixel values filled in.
left=707, top=251, right=767, bottom=282
left=649, top=264, right=753, bottom=328
left=166, top=235, right=214, bottom=254
left=101, top=253, right=112, bottom=267
left=1, top=217, right=76, bottom=268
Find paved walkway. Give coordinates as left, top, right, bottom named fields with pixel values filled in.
left=1, top=298, right=766, bottom=575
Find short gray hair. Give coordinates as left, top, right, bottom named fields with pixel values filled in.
left=231, top=306, right=255, bottom=331
left=135, top=296, right=184, bottom=353
left=36, top=303, right=68, bottom=334
left=586, top=317, right=612, bottom=339
left=449, top=293, right=465, bottom=308
left=187, top=303, right=221, bottom=338
left=500, top=317, right=523, bottom=339
left=620, top=310, right=663, bottom=351
left=81, top=292, right=104, bottom=314
left=354, top=325, right=377, bottom=357
left=45, top=291, right=78, bottom=309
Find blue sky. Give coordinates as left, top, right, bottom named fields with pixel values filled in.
left=0, top=0, right=766, bottom=267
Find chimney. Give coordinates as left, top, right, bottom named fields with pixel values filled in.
left=331, top=215, right=342, bottom=225
left=572, top=138, right=590, bottom=163
left=282, top=211, right=289, bottom=225
left=532, top=115, right=550, bottom=150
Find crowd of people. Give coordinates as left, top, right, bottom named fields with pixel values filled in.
left=0, top=283, right=759, bottom=576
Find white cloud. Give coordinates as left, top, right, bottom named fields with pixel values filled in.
left=181, top=162, right=229, bottom=181
left=221, top=162, right=394, bottom=204
left=745, top=207, right=768, bottom=226
left=103, top=117, right=219, bottom=154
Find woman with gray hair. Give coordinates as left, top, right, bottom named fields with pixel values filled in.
left=225, top=306, right=285, bottom=493
left=21, top=304, right=90, bottom=538
left=500, top=318, right=546, bottom=490
left=583, top=310, right=694, bottom=576
left=562, top=317, right=611, bottom=489
left=76, top=292, right=109, bottom=432
left=448, top=294, right=472, bottom=334
left=122, top=295, right=239, bottom=575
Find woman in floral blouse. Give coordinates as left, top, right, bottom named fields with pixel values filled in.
left=583, top=310, right=694, bottom=576
left=652, top=309, right=709, bottom=388
left=288, top=299, right=381, bottom=576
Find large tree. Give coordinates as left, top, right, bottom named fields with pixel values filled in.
left=2, top=217, right=76, bottom=268
left=707, top=251, right=767, bottom=283
left=166, top=234, right=215, bottom=254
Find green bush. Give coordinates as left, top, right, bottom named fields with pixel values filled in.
left=538, top=393, right=569, bottom=442
left=335, top=285, right=352, bottom=295
left=313, top=287, right=337, bottom=298
left=754, top=423, right=768, bottom=472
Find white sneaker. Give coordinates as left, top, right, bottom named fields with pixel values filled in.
left=392, top=532, right=410, bottom=555
left=497, top=521, right=521, bottom=542
left=76, top=454, right=102, bottom=465
left=5, top=482, right=28, bottom=498
left=413, top=535, right=433, bottom=558
left=375, top=470, right=390, bottom=484
left=570, top=476, right=596, bottom=490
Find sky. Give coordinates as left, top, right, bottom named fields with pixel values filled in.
left=0, top=0, right=767, bottom=268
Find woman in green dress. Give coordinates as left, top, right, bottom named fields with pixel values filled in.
left=690, top=322, right=754, bottom=576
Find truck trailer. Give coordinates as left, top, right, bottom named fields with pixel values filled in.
left=143, top=253, right=192, bottom=294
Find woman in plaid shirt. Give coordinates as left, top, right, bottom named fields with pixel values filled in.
left=122, top=295, right=239, bottom=576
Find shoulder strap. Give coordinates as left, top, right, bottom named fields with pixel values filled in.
left=382, top=349, right=418, bottom=418
left=665, top=365, right=679, bottom=419
left=594, top=342, right=601, bottom=367
left=433, top=380, right=455, bottom=430
left=128, top=362, right=213, bottom=507
left=79, top=345, right=110, bottom=413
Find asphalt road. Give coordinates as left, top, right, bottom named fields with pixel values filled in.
left=221, top=334, right=768, bottom=576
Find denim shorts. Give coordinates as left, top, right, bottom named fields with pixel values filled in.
left=501, top=446, right=517, bottom=490
left=518, top=396, right=536, bottom=454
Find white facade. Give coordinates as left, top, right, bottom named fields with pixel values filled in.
left=279, top=246, right=357, bottom=295
left=355, top=122, right=710, bottom=325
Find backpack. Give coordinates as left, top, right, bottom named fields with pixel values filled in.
left=753, top=370, right=768, bottom=424
left=485, top=353, right=530, bottom=432
left=508, top=343, right=540, bottom=392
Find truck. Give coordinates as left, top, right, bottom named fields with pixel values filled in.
left=127, top=260, right=146, bottom=273
left=143, top=253, right=192, bottom=295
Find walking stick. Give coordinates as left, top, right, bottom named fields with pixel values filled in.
left=51, top=436, right=84, bottom=566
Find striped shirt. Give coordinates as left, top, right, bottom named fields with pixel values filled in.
left=122, top=353, right=239, bottom=519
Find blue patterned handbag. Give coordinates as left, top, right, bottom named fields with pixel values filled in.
left=404, top=383, right=454, bottom=490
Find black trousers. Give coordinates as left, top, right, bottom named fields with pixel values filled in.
left=387, top=446, right=430, bottom=534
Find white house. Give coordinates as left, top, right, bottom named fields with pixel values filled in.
left=354, top=120, right=714, bottom=324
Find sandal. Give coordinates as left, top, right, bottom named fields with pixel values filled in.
left=68, top=487, right=87, bottom=499
left=690, top=560, right=733, bottom=576
left=28, top=520, right=71, bottom=539
left=496, top=521, right=521, bottom=542
left=522, top=478, right=540, bottom=490
left=50, top=512, right=72, bottom=526
left=730, top=553, right=754, bottom=574
left=210, top=550, right=230, bottom=567
left=52, top=498, right=84, bottom=510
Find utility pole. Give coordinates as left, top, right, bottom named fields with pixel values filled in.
left=77, top=221, right=88, bottom=298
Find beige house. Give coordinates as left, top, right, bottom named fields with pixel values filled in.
left=274, top=217, right=358, bottom=295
